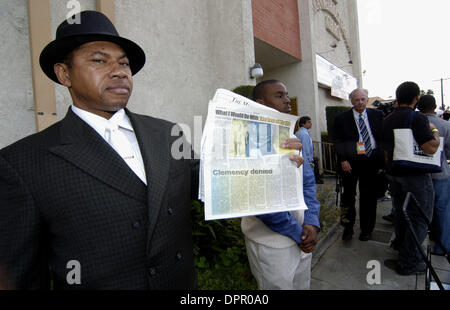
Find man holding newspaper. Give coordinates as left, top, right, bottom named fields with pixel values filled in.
left=240, top=80, right=321, bottom=290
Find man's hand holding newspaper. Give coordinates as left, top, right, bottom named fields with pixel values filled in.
left=282, top=138, right=304, bottom=168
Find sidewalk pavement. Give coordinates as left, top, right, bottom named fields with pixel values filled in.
left=310, top=176, right=449, bottom=290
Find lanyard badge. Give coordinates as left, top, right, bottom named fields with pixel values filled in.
left=357, top=142, right=366, bottom=155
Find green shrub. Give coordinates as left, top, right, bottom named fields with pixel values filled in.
left=316, top=184, right=340, bottom=234
left=325, top=106, right=350, bottom=139
left=190, top=200, right=257, bottom=290
left=232, top=85, right=255, bottom=100
left=324, top=107, right=349, bottom=172
left=321, top=131, right=330, bottom=143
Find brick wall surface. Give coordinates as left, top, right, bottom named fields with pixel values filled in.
left=251, top=0, right=302, bottom=60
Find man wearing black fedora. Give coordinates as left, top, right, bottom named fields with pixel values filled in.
left=0, top=11, right=199, bottom=289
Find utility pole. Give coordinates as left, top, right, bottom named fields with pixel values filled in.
left=433, top=78, right=450, bottom=110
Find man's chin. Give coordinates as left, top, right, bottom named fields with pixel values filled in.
left=104, top=100, right=129, bottom=111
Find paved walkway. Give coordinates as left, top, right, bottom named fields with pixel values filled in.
left=310, top=176, right=449, bottom=290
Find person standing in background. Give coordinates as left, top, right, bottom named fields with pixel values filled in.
left=382, top=82, right=440, bottom=275
left=295, top=116, right=323, bottom=184
left=417, top=95, right=450, bottom=255
left=332, top=88, right=385, bottom=241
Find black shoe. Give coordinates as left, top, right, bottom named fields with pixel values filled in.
left=384, top=259, right=426, bottom=276
left=359, top=232, right=372, bottom=241
left=431, top=245, right=448, bottom=256
left=428, top=231, right=437, bottom=242
left=430, top=251, right=446, bottom=256
left=384, top=259, right=398, bottom=270
left=382, top=214, right=394, bottom=223
left=377, top=195, right=392, bottom=202
left=390, top=239, right=400, bottom=251
left=342, top=227, right=353, bottom=240
left=397, top=264, right=427, bottom=276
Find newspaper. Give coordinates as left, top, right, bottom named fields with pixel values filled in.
left=200, top=89, right=307, bottom=220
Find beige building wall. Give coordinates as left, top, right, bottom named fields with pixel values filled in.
left=312, top=0, right=362, bottom=134
left=260, top=0, right=362, bottom=138
left=115, top=0, right=255, bottom=134
left=50, top=0, right=97, bottom=122
left=0, top=0, right=361, bottom=148
left=0, top=1, right=36, bottom=148
left=0, top=0, right=255, bottom=148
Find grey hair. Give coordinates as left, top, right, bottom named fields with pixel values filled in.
left=349, top=88, right=369, bottom=100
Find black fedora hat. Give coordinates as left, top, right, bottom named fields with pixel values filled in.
left=39, top=10, right=146, bottom=84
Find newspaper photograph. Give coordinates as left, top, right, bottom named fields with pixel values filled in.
left=200, top=89, right=307, bottom=220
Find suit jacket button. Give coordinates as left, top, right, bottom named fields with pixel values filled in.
left=176, top=252, right=183, bottom=260
left=132, top=221, right=140, bottom=229
left=168, top=208, right=174, bottom=215
left=149, top=267, right=156, bottom=276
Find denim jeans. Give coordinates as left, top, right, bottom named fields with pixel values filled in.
left=432, top=177, right=450, bottom=254
left=387, top=173, right=434, bottom=270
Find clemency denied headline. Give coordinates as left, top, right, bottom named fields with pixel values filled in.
left=200, top=88, right=307, bottom=221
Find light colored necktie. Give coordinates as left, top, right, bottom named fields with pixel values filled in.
left=105, top=122, right=135, bottom=160
left=105, top=122, right=147, bottom=184
left=358, top=114, right=372, bottom=157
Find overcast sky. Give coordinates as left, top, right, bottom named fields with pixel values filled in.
left=357, top=0, right=450, bottom=109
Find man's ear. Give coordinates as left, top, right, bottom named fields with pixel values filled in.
left=412, top=95, right=420, bottom=110
left=54, top=63, right=72, bottom=87
left=255, top=99, right=264, bottom=105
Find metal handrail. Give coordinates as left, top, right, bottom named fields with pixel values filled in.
left=312, top=140, right=338, bottom=174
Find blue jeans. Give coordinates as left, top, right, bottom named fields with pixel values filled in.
left=387, top=174, right=434, bottom=270
left=432, top=177, right=450, bottom=254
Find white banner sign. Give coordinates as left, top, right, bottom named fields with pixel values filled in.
left=316, top=54, right=358, bottom=100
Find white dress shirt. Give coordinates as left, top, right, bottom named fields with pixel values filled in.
left=71, top=105, right=147, bottom=185
left=352, top=108, right=377, bottom=150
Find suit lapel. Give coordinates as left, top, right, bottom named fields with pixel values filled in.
left=49, top=108, right=147, bottom=202
left=127, top=110, right=171, bottom=242
left=366, top=109, right=377, bottom=133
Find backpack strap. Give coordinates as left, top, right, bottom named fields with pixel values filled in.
left=405, top=110, right=417, bottom=128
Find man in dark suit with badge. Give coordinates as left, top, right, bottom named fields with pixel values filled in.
left=0, top=11, right=198, bottom=289
left=332, top=89, right=384, bottom=241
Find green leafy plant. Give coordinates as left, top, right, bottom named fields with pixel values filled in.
left=190, top=200, right=257, bottom=290
left=316, top=184, right=340, bottom=234
left=325, top=106, right=351, bottom=137
left=232, top=85, right=255, bottom=99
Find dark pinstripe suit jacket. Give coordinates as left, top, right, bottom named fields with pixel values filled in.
left=0, top=108, right=199, bottom=289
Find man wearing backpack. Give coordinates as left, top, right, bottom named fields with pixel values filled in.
left=382, top=82, right=440, bottom=275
